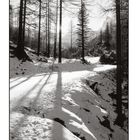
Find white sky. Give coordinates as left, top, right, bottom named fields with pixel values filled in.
left=10, top=0, right=114, bottom=36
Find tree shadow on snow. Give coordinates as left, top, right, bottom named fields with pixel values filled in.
left=50, top=69, right=88, bottom=140
left=10, top=76, right=24, bottom=83
left=51, top=69, right=64, bottom=140
left=10, top=72, right=52, bottom=112
left=10, top=71, right=53, bottom=139
left=10, top=73, right=36, bottom=90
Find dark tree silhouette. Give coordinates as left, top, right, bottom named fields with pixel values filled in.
left=70, top=20, right=73, bottom=49
left=58, top=0, right=62, bottom=63
left=9, top=5, right=13, bottom=40
left=47, top=0, right=50, bottom=58
left=104, top=23, right=111, bottom=50
left=77, top=0, right=89, bottom=63
left=16, top=0, right=24, bottom=58
left=53, top=0, right=59, bottom=59
left=100, top=30, right=102, bottom=44
left=37, top=0, right=42, bottom=56
left=46, top=1, right=48, bottom=56
left=22, top=0, right=27, bottom=48
left=15, top=0, right=29, bottom=60
left=115, top=0, right=123, bottom=127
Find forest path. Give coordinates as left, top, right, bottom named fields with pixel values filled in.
left=10, top=57, right=99, bottom=111
left=10, top=57, right=118, bottom=140
left=10, top=63, right=94, bottom=112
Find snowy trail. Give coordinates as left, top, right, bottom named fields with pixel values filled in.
left=10, top=69, right=96, bottom=115
left=10, top=57, right=102, bottom=111
left=10, top=58, right=127, bottom=140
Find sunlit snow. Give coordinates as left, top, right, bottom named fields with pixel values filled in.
left=10, top=48, right=127, bottom=140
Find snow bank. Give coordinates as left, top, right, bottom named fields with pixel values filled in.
left=10, top=112, right=81, bottom=140
left=10, top=43, right=53, bottom=78
left=10, top=47, right=127, bottom=140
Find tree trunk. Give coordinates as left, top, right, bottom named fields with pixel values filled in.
left=22, top=0, right=27, bottom=48
left=71, top=20, right=73, bottom=49
left=58, top=0, right=62, bottom=63
left=100, top=30, right=102, bottom=44
left=46, top=1, right=48, bottom=56
left=27, top=26, right=31, bottom=47
left=115, top=0, right=123, bottom=127
left=15, top=0, right=29, bottom=60
left=9, top=5, right=13, bottom=40
left=53, top=0, right=58, bottom=59
left=47, top=0, right=50, bottom=58
left=81, top=0, right=85, bottom=62
left=17, top=0, right=24, bottom=50
left=37, top=0, right=41, bottom=56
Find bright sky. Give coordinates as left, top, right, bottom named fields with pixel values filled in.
left=61, top=0, right=114, bottom=33
left=10, top=0, right=114, bottom=36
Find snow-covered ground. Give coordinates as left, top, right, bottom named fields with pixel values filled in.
left=10, top=45, right=127, bottom=140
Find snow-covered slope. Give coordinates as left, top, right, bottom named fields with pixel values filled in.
left=10, top=43, right=127, bottom=140
left=10, top=112, right=81, bottom=140
left=10, top=42, right=52, bottom=78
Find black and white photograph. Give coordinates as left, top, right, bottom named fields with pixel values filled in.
left=9, top=0, right=128, bottom=139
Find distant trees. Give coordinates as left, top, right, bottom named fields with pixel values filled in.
left=77, top=0, right=89, bottom=63
left=11, top=0, right=127, bottom=67
left=104, top=23, right=111, bottom=50
left=97, top=22, right=112, bottom=52
left=11, top=0, right=91, bottom=62
left=70, top=20, right=73, bottom=49
left=99, top=30, right=102, bottom=44
left=11, top=0, right=56, bottom=59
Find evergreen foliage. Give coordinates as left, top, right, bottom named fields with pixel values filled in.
left=77, top=1, right=90, bottom=62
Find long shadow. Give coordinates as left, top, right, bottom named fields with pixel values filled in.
left=10, top=76, right=23, bottom=83
left=51, top=69, right=91, bottom=140
left=10, top=73, right=48, bottom=112
left=10, top=74, right=36, bottom=90
left=51, top=69, right=64, bottom=140
left=10, top=72, right=53, bottom=138
left=10, top=59, right=56, bottom=90
left=50, top=69, right=83, bottom=139
left=29, top=71, right=52, bottom=108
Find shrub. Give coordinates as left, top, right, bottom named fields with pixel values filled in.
left=62, top=47, right=81, bottom=59
left=100, top=50, right=116, bottom=64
